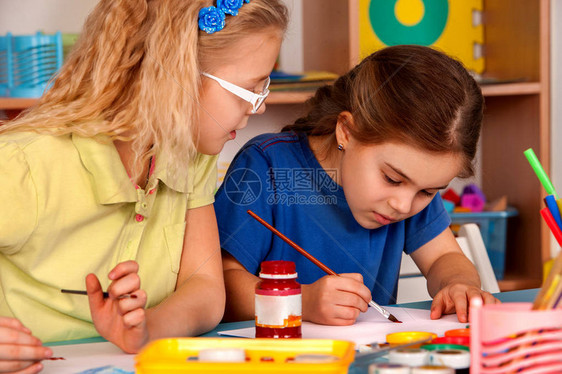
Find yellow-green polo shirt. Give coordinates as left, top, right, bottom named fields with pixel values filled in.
left=0, top=131, right=217, bottom=342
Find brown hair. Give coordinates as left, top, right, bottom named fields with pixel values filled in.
left=1, top=0, right=288, bottom=182
left=283, top=45, right=483, bottom=177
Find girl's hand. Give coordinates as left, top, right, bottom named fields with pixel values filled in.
left=302, top=273, right=371, bottom=326
left=0, top=316, right=51, bottom=373
left=430, top=282, right=500, bottom=323
left=86, top=261, right=148, bottom=354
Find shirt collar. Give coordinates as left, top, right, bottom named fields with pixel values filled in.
left=71, top=133, right=137, bottom=204
left=152, top=153, right=192, bottom=194
left=72, top=134, right=192, bottom=204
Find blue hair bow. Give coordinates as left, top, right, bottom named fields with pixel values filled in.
left=198, top=0, right=251, bottom=34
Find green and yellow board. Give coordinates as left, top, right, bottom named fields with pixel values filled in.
left=359, top=0, right=484, bottom=73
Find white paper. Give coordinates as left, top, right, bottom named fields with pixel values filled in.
left=42, top=342, right=135, bottom=374
left=218, top=307, right=468, bottom=345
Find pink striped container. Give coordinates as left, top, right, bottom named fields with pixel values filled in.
left=469, top=298, right=562, bottom=374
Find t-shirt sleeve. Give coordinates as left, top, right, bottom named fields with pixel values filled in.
left=403, top=193, right=451, bottom=254
left=214, top=144, right=274, bottom=275
left=0, top=142, right=38, bottom=254
left=187, top=153, right=219, bottom=209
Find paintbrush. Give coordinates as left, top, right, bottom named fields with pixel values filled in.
left=247, top=209, right=401, bottom=323
left=61, top=289, right=135, bottom=299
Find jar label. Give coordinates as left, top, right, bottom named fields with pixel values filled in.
left=255, top=294, right=302, bottom=328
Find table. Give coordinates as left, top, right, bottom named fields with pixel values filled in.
left=200, top=288, right=539, bottom=337
left=43, top=289, right=539, bottom=373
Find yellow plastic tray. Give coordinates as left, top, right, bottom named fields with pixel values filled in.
left=135, top=338, right=355, bottom=373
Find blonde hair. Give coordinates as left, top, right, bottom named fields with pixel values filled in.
left=0, top=0, right=288, bottom=183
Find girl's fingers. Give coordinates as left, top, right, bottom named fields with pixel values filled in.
left=122, top=308, right=145, bottom=329
left=482, top=292, right=500, bottom=304
left=429, top=292, right=445, bottom=319
left=107, top=273, right=141, bottom=298
left=117, top=290, right=147, bottom=315
left=339, top=273, right=364, bottom=283
left=0, top=318, right=30, bottom=335
left=0, top=360, right=43, bottom=374
left=0, top=343, right=52, bottom=361
left=452, top=293, right=469, bottom=323
left=108, top=261, right=139, bottom=281
left=333, top=275, right=373, bottom=305
left=333, top=304, right=361, bottom=322
left=0, top=328, right=41, bottom=347
left=85, top=273, right=105, bottom=315
left=332, top=290, right=368, bottom=313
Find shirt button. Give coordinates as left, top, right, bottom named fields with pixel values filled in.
left=141, top=202, right=148, bottom=209
left=135, top=214, right=144, bottom=222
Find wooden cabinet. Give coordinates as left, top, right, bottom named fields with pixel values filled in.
left=0, top=0, right=550, bottom=291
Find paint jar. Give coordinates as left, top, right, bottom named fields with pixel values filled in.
left=388, top=348, right=429, bottom=367
left=369, top=362, right=411, bottom=374
left=428, top=349, right=470, bottom=374
left=411, top=366, right=454, bottom=374
left=255, top=260, right=302, bottom=338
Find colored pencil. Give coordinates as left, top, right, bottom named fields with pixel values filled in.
left=524, top=148, right=558, bottom=198
left=246, top=209, right=401, bottom=323
left=557, top=199, right=562, bottom=225
left=544, top=195, right=562, bottom=230
left=532, top=236, right=562, bottom=310
left=544, top=274, right=562, bottom=309
left=539, top=208, right=562, bottom=247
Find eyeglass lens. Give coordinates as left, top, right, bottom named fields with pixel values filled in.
left=254, top=77, right=270, bottom=112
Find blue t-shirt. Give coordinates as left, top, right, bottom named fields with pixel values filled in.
left=214, top=132, right=450, bottom=305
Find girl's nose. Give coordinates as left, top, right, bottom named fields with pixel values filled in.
left=388, top=192, right=414, bottom=215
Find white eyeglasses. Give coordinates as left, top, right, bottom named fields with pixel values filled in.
left=202, top=72, right=270, bottom=114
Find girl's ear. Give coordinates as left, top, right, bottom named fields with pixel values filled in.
left=335, top=111, right=354, bottom=149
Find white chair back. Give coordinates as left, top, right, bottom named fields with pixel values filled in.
left=457, top=223, right=500, bottom=293
left=396, top=223, right=500, bottom=303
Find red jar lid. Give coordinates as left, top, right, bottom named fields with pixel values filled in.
left=259, top=261, right=297, bottom=277
left=444, top=328, right=470, bottom=338
left=431, top=336, right=470, bottom=346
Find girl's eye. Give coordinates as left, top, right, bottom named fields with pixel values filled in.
left=420, top=190, right=434, bottom=197
left=384, top=175, right=400, bottom=185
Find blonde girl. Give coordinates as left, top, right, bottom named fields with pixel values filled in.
left=0, top=0, right=287, bottom=372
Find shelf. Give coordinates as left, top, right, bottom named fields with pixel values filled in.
left=480, top=82, right=541, bottom=97
left=266, top=91, right=315, bottom=105
left=0, top=82, right=542, bottom=111
left=498, top=276, right=542, bottom=292
left=265, top=81, right=542, bottom=106
left=0, top=98, right=38, bottom=110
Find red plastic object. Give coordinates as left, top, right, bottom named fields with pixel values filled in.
left=442, top=188, right=461, bottom=205
left=432, top=335, right=470, bottom=346
left=445, top=328, right=470, bottom=338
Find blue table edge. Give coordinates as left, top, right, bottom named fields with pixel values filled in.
left=46, top=288, right=538, bottom=346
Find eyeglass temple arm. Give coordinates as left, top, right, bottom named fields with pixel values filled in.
left=202, top=72, right=258, bottom=103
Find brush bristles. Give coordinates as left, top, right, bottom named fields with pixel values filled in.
left=388, top=314, right=401, bottom=323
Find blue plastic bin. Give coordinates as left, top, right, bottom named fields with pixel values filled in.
left=0, top=33, right=12, bottom=97
left=449, top=207, right=518, bottom=280
left=0, top=31, right=63, bottom=98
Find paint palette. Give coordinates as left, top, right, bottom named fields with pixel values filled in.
left=135, top=338, right=355, bottom=373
